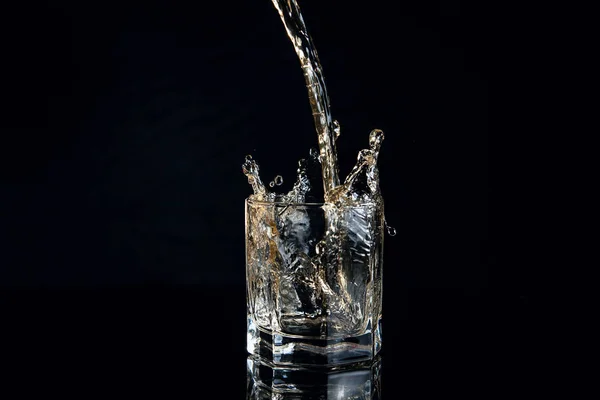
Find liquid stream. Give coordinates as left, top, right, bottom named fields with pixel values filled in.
left=243, top=0, right=392, bottom=336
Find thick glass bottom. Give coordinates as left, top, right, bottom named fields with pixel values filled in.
left=247, top=315, right=382, bottom=366
left=246, top=354, right=382, bottom=398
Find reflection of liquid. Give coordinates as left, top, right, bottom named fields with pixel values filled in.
left=246, top=355, right=382, bottom=399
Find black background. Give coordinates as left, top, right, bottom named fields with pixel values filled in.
left=1, top=0, right=533, bottom=395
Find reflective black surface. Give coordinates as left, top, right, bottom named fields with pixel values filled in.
left=1, top=287, right=534, bottom=395
left=1, top=0, right=537, bottom=394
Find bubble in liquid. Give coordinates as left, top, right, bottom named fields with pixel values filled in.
left=274, top=175, right=284, bottom=186
left=269, top=181, right=275, bottom=188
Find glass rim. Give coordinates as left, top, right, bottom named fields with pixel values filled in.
left=245, top=197, right=378, bottom=207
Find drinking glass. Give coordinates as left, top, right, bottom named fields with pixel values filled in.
left=246, top=198, right=384, bottom=365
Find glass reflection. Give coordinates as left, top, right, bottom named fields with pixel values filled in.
left=246, top=355, right=382, bottom=399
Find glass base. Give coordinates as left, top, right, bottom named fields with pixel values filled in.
left=246, top=354, right=382, bottom=398
left=247, top=316, right=382, bottom=366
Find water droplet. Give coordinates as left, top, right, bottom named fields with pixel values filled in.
left=333, top=120, right=341, bottom=139
left=274, top=175, right=284, bottom=186
left=385, top=218, right=397, bottom=236
left=309, top=148, right=321, bottom=163
left=269, top=181, right=275, bottom=188
left=369, top=129, right=384, bottom=149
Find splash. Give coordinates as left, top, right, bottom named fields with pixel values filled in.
left=244, top=1, right=386, bottom=208
left=244, top=0, right=391, bottom=342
